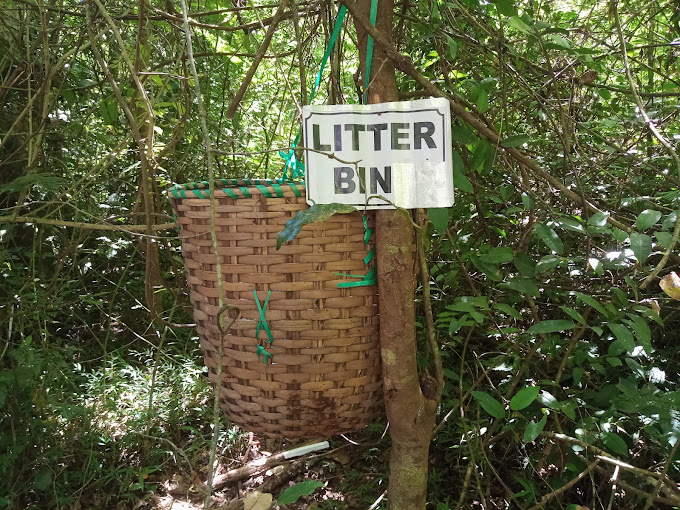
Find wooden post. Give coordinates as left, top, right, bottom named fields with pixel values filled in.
left=349, top=1, right=438, bottom=508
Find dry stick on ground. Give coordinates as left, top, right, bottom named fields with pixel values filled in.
left=612, top=6, right=680, bottom=289
left=340, top=0, right=630, bottom=233
left=225, top=0, right=289, bottom=118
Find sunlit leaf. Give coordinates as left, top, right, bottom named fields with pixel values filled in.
left=429, top=208, right=449, bottom=234
left=636, top=209, right=662, bottom=231
left=608, top=323, right=635, bottom=352
left=523, top=414, right=547, bottom=442
left=601, top=431, right=629, bottom=457
left=629, top=232, right=652, bottom=262
left=528, top=320, right=575, bottom=334
left=471, top=391, right=505, bottom=418
left=534, top=223, right=564, bottom=254
left=510, top=386, right=541, bottom=410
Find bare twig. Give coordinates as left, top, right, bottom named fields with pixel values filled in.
left=226, top=0, right=289, bottom=118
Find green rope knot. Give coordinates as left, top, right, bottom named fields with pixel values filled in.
left=254, top=289, right=274, bottom=363
left=256, top=344, right=272, bottom=364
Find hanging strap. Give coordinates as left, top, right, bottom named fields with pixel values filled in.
left=281, top=5, right=348, bottom=180
left=336, top=215, right=377, bottom=288
left=363, top=0, right=378, bottom=104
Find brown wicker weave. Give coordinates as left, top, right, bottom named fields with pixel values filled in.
left=169, top=179, right=382, bottom=438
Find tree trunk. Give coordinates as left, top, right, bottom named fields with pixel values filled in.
left=351, top=1, right=438, bottom=508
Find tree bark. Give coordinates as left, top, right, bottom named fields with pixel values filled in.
left=350, top=1, right=438, bottom=508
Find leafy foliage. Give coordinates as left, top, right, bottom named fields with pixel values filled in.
left=1, top=0, right=680, bottom=508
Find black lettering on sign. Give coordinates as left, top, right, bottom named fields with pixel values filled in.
left=313, top=124, right=330, bottom=151
left=367, top=123, right=388, bottom=150
left=334, top=124, right=342, bottom=151
left=391, top=123, right=410, bottom=150
left=371, top=166, right=392, bottom=194
left=344, top=124, right=365, bottom=151
left=334, top=167, right=356, bottom=194
left=358, top=167, right=366, bottom=193
left=414, top=121, right=436, bottom=149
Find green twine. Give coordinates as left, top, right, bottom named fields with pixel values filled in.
left=254, top=289, right=274, bottom=363
left=363, top=0, right=378, bottom=104
left=281, top=5, right=348, bottom=181
left=336, top=214, right=377, bottom=288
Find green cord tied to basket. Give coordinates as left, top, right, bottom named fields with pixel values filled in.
left=281, top=4, right=348, bottom=181
left=336, top=215, right=376, bottom=288
left=254, top=289, right=273, bottom=363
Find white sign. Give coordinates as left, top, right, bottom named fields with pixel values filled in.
left=302, top=98, right=454, bottom=209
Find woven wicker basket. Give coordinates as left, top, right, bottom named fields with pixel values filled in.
left=169, top=179, right=382, bottom=438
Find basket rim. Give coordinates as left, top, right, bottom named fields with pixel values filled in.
left=168, top=178, right=306, bottom=200
left=171, top=178, right=305, bottom=191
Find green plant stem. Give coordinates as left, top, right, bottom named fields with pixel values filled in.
left=415, top=209, right=443, bottom=399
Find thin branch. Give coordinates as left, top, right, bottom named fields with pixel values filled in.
left=226, top=0, right=289, bottom=118
left=415, top=208, right=443, bottom=400
left=0, top=215, right=176, bottom=233
left=340, top=0, right=631, bottom=233
left=612, top=4, right=680, bottom=288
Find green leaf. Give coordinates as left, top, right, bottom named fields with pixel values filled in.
left=557, top=217, right=585, bottom=233
left=494, top=302, right=523, bottom=319
left=546, top=33, right=571, bottom=49
left=471, top=391, right=505, bottom=418
left=521, top=192, right=534, bottom=210
left=510, top=386, right=541, bottom=410
left=608, top=323, right=635, bottom=352
left=535, top=255, right=560, bottom=273
left=534, top=223, right=564, bottom=254
left=588, top=211, right=610, bottom=226
left=446, top=35, right=458, bottom=61
left=656, top=231, right=673, bottom=250
left=501, top=134, right=531, bottom=147
left=500, top=277, right=540, bottom=296
left=477, top=87, right=489, bottom=113
left=574, top=292, right=608, bottom=317
left=278, top=480, right=324, bottom=504
left=663, top=212, right=677, bottom=230
left=453, top=171, right=473, bottom=193
left=528, top=320, right=575, bottom=334
left=514, top=253, right=536, bottom=276
left=629, top=232, right=652, bottom=262
left=33, top=468, right=52, bottom=492
left=560, top=306, right=585, bottom=325
left=601, top=431, right=629, bottom=457
left=484, top=247, right=515, bottom=264
left=626, top=314, right=652, bottom=354
left=507, top=16, right=533, bottom=33
left=523, top=414, right=547, bottom=443
left=429, top=208, right=449, bottom=234
left=636, top=209, right=662, bottom=231
left=1, top=173, right=65, bottom=193
left=470, top=140, right=495, bottom=172
left=276, top=204, right=357, bottom=249
left=452, top=125, right=477, bottom=145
